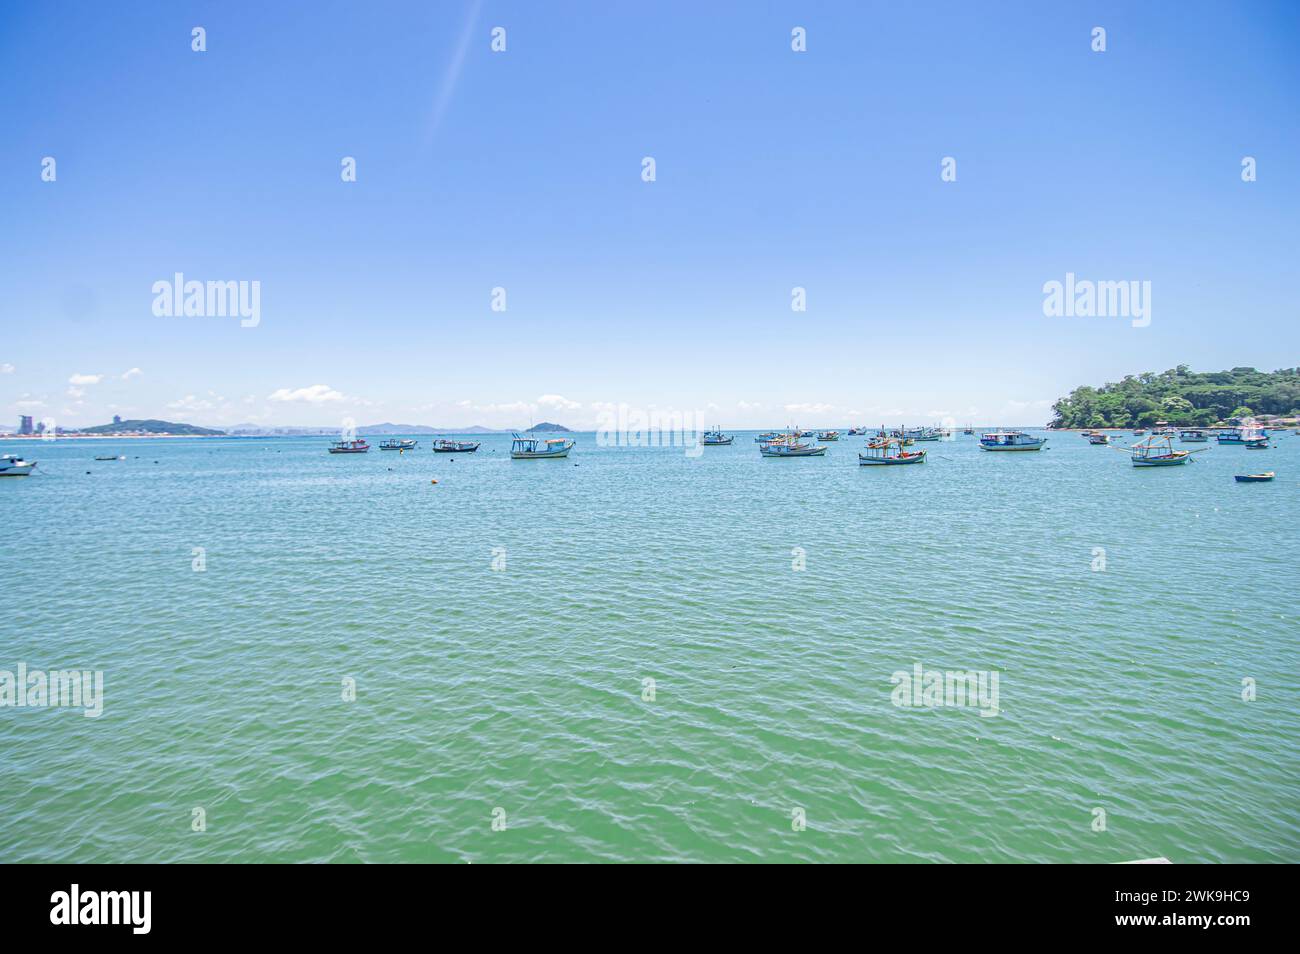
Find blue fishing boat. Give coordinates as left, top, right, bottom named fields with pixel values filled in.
left=1234, top=472, right=1274, bottom=482
left=701, top=427, right=733, bottom=445
left=979, top=430, right=1047, bottom=451
left=1217, top=425, right=1268, bottom=445
left=858, top=438, right=925, bottom=466
left=754, top=431, right=781, bottom=443
left=510, top=434, right=574, bottom=459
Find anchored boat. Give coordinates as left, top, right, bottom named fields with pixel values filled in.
left=701, top=427, right=734, bottom=445
left=0, top=455, right=36, bottom=476
left=858, top=438, right=925, bottom=466
left=754, top=431, right=781, bottom=443
left=328, top=439, right=370, bottom=454
left=379, top=439, right=419, bottom=451
left=1088, top=432, right=1111, bottom=445
left=817, top=430, right=840, bottom=441
left=511, top=434, right=574, bottom=459
left=1128, top=435, right=1200, bottom=467
left=759, top=434, right=827, bottom=457
left=1234, top=472, right=1275, bottom=482
left=433, top=439, right=480, bottom=453
left=979, top=430, right=1047, bottom=451
left=1178, top=429, right=1208, bottom=443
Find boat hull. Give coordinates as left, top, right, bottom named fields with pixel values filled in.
left=858, top=453, right=925, bottom=465
left=979, top=442, right=1045, bottom=451
left=1234, top=474, right=1274, bottom=482
left=0, top=464, right=35, bottom=476
left=1132, top=455, right=1190, bottom=466
left=512, top=448, right=570, bottom=459
left=328, top=448, right=369, bottom=454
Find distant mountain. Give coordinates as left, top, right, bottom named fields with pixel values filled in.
left=526, top=422, right=571, bottom=432
left=358, top=423, right=508, bottom=435
left=79, top=418, right=225, bottom=436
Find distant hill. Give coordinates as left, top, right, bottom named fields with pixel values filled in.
left=526, top=422, right=571, bottom=432
left=79, top=419, right=225, bottom=436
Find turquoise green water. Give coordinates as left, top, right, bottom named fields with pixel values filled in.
left=2, top=431, right=1297, bottom=863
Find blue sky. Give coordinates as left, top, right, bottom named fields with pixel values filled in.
left=2, top=1, right=1297, bottom=430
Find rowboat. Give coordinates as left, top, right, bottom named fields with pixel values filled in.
left=0, top=455, right=36, bottom=476
left=511, top=434, right=574, bottom=459
left=1127, top=435, right=1199, bottom=467
left=701, top=427, right=733, bottom=445
left=979, top=430, right=1047, bottom=451
left=759, top=434, right=826, bottom=457
left=1234, top=472, right=1274, bottom=482
left=379, top=439, right=419, bottom=451
left=858, top=438, right=925, bottom=466
left=433, top=439, right=480, bottom=453
left=94, top=454, right=124, bottom=461
left=328, top=439, right=370, bottom=454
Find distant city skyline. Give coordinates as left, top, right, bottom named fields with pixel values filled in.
left=2, top=2, right=1297, bottom=431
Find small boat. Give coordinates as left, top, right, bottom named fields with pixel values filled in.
left=1080, top=430, right=1095, bottom=438
left=1088, top=432, right=1111, bottom=445
left=1234, top=472, right=1275, bottom=482
left=1217, top=426, right=1267, bottom=445
left=979, top=430, right=1047, bottom=451
left=379, top=439, right=419, bottom=451
left=1129, top=435, right=1195, bottom=467
left=511, top=434, right=574, bottom=459
left=1132, top=429, right=1146, bottom=436
left=328, top=439, right=370, bottom=454
left=759, top=434, right=827, bottom=457
left=701, top=427, right=734, bottom=446
left=0, top=454, right=36, bottom=476
left=1178, top=430, right=1208, bottom=443
left=963, top=427, right=974, bottom=435
left=859, top=438, right=925, bottom=466
left=433, top=439, right=480, bottom=453
left=754, top=431, right=781, bottom=443
left=94, top=454, right=124, bottom=461
left=817, top=430, right=840, bottom=441
left=904, top=426, right=941, bottom=442
left=1245, top=439, right=1269, bottom=449
left=848, top=427, right=866, bottom=436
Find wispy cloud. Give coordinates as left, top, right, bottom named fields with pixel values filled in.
left=121, top=367, right=142, bottom=380
left=68, top=373, right=102, bottom=385
left=268, top=384, right=347, bottom=404
left=426, top=0, right=482, bottom=145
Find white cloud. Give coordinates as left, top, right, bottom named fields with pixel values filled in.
left=168, top=395, right=218, bottom=412
left=267, top=384, right=346, bottom=404
left=69, top=373, right=102, bottom=385
left=66, top=386, right=85, bottom=399
left=537, top=394, right=581, bottom=411
left=737, top=401, right=762, bottom=410
left=121, top=367, right=142, bottom=380
left=783, top=402, right=834, bottom=415
left=0, top=363, right=13, bottom=374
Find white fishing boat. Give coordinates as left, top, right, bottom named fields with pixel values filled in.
left=511, top=434, right=574, bottom=459
left=0, top=455, right=36, bottom=476
left=979, top=430, right=1047, bottom=451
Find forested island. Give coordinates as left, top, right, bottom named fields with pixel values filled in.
left=1051, top=367, right=1300, bottom=428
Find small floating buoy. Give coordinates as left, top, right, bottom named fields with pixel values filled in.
left=430, top=478, right=438, bottom=484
